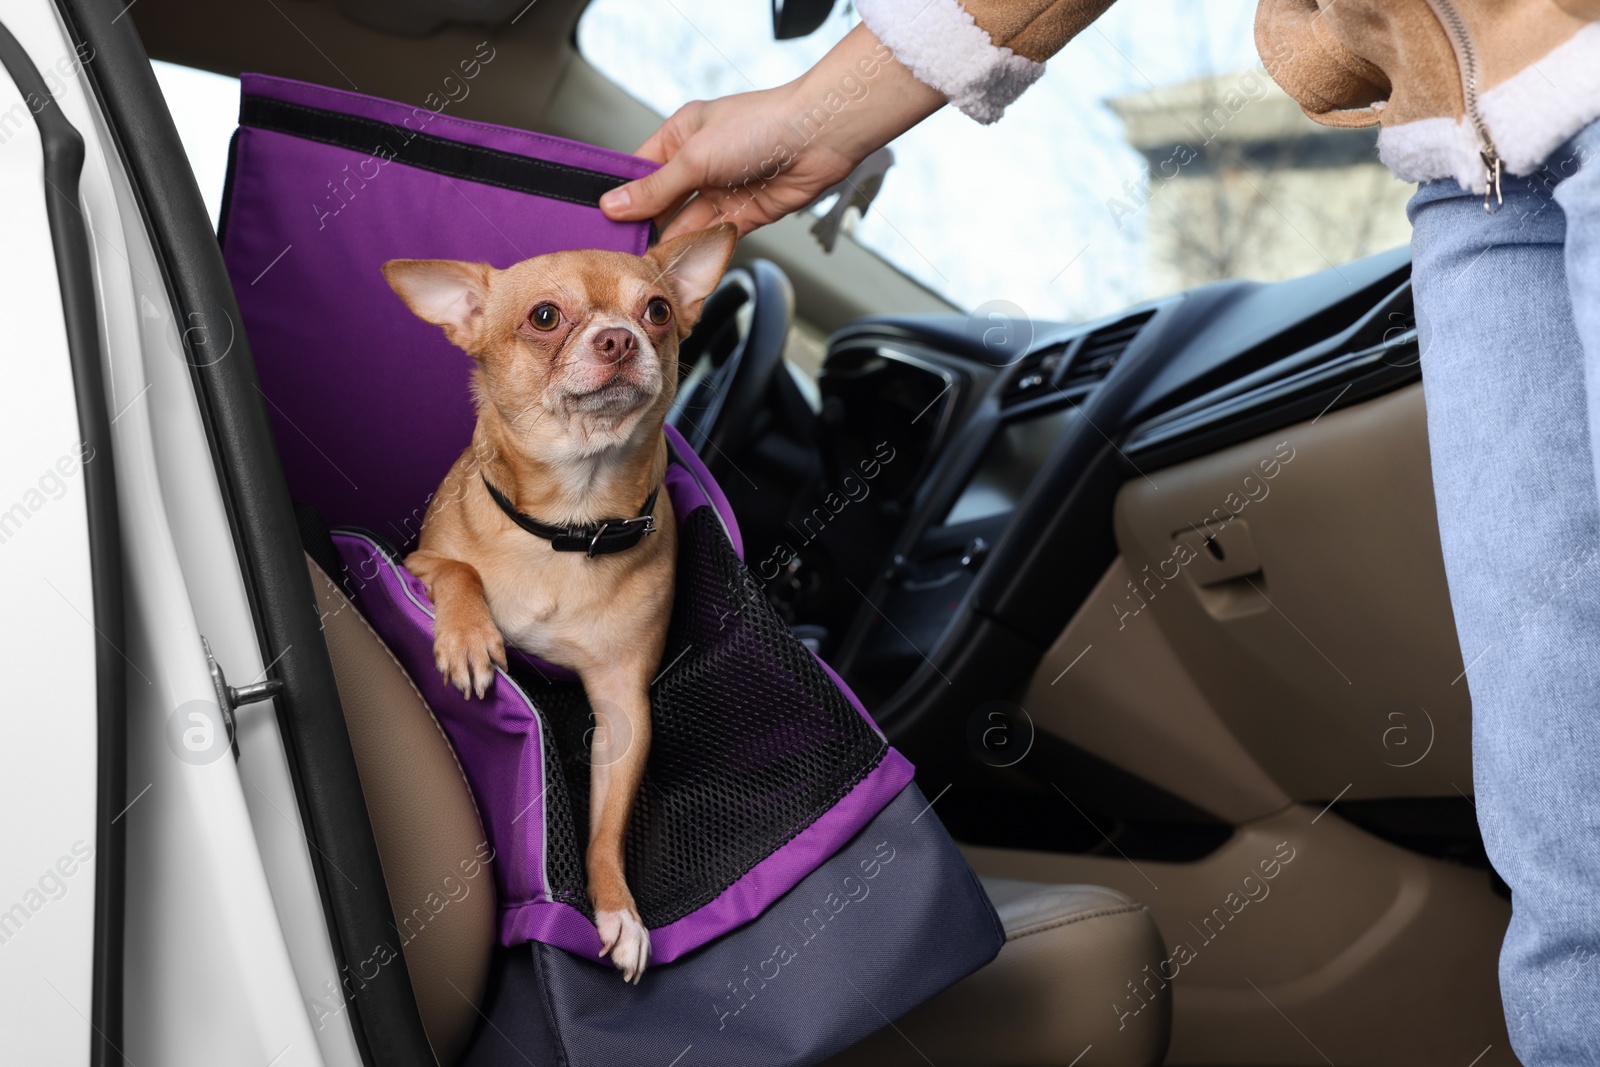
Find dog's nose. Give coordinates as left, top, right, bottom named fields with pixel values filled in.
left=591, top=327, right=637, bottom=364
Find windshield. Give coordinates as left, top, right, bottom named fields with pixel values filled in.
left=578, top=0, right=1411, bottom=322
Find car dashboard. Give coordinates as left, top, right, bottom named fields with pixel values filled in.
left=792, top=246, right=1421, bottom=720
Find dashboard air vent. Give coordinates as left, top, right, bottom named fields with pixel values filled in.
left=1001, top=343, right=1071, bottom=403
left=1058, top=310, right=1155, bottom=391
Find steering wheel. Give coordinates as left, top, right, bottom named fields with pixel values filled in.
left=668, top=259, right=794, bottom=471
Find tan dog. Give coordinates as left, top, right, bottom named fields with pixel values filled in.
left=383, top=223, right=738, bottom=983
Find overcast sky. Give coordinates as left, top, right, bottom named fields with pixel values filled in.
left=579, top=0, right=1268, bottom=322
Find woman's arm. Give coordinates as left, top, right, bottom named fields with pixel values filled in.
left=601, top=2, right=1110, bottom=239
left=600, top=23, right=946, bottom=239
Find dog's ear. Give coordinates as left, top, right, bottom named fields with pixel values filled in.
left=645, top=222, right=738, bottom=334
left=382, top=259, right=494, bottom=351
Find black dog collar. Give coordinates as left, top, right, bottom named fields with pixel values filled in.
left=482, top=475, right=659, bottom=558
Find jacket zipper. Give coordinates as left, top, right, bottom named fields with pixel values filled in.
left=1424, top=0, right=1503, bottom=211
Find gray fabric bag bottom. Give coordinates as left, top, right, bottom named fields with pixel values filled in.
left=460, top=783, right=1004, bottom=1067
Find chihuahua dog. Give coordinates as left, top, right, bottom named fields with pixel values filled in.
left=383, top=223, right=738, bottom=983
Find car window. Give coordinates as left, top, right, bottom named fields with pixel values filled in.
left=578, top=0, right=1412, bottom=323
left=151, top=60, right=241, bottom=229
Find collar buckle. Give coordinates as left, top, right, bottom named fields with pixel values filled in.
left=585, top=513, right=657, bottom=558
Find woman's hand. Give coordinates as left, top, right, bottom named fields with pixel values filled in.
left=600, top=23, right=945, bottom=241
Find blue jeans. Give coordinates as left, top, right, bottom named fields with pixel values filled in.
left=1411, top=119, right=1600, bottom=1063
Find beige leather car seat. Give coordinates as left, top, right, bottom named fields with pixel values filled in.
left=308, top=559, right=497, bottom=1065
left=308, top=557, right=1172, bottom=1066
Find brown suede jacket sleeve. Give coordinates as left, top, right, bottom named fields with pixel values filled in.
left=867, top=0, right=1388, bottom=128
left=854, top=0, right=1119, bottom=122
left=958, top=0, right=1120, bottom=62
left=1254, top=0, right=1388, bottom=126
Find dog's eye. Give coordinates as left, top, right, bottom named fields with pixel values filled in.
left=529, top=303, right=561, bottom=332
left=644, top=297, right=672, bottom=326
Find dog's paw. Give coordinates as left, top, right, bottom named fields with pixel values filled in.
left=433, top=618, right=507, bottom=699
left=595, top=907, right=651, bottom=984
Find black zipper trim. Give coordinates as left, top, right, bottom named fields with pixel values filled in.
left=240, top=94, right=628, bottom=208
left=0, top=17, right=126, bottom=1067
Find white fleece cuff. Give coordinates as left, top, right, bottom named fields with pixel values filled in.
left=856, top=0, right=1045, bottom=124
left=1480, top=21, right=1600, bottom=176
left=1379, top=21, right=1600, bottom=191
left=1377, top=115, right=1486, bottom=191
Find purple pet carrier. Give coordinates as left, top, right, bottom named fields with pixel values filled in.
left=222, top=75, right=1001, bottom=1067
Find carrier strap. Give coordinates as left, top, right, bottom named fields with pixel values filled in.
left=240, top=95, right=625, bottom=208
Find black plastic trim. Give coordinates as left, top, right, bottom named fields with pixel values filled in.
left=940, top=731, right=1234, bottom=861
left=843, top=291, right=1239, bottom=749
left=241, top=93, right=624, bottom=207
left=52, top=3, right=434, bottom=1064
left=0, top=18, right=126, bottom=1065
left=965, top=295, right=1196, bottom=645
left=1326, top=796, right=1491, bottom=870
left=216, top=126, right=238, bottom=242
left=1126, top=339, right=1421, bottom=470
left=1122, top=278, right=1419, bottom=466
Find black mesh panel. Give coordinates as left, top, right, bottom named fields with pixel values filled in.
left=511, top=506, right=887, bottom=928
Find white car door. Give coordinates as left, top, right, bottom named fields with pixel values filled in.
left=0, top=15, right=122, bottom=1066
